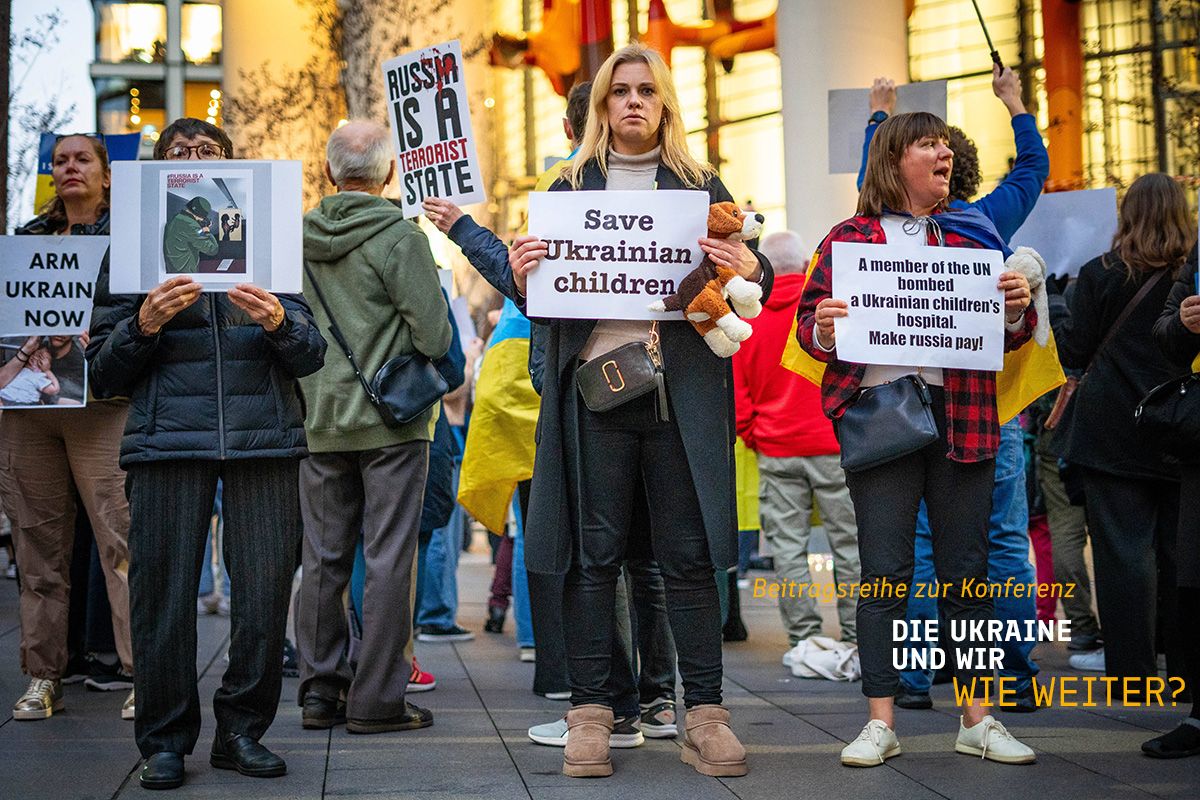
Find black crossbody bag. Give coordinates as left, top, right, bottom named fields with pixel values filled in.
left=576, top=322, right=669, bottom=420
left=303, top=260, right=447, bottom=428
left=836, top=373, right=939, bottom=472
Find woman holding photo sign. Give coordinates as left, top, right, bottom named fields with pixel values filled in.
left=88, top=118, right=326, bottom=791
left=1, top=134, right=135, bottom=723
left=796, top=112, right=1038, bottom=767
left=506, top=43, right=772, bottom=779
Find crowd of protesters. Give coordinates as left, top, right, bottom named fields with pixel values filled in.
left=0, top=38, right=1197, bottom=794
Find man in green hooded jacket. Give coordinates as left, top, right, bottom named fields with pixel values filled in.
left=163, top=196, right=217, bottom=273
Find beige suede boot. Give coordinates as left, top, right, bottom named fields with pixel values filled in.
left=681, top=704, right=748, bottom=776
left=562, top=704, right=614, bottom=777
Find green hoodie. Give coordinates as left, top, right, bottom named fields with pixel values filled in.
left=300, top=192, right=452, bottom=452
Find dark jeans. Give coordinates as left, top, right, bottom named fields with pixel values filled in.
left=565, top=392, right=721, bottom=709
left=843, top=388, right=996, bottom=698
left=1082, top=467, right=1182, bottom=692
left=127, top=458, right=301, bottom=757
left=488, top=535, right=513, bottom=612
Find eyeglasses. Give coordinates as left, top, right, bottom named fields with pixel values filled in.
left=163, top=143, right=226, bottom=160
left=54, top=132, right=106, bottom=143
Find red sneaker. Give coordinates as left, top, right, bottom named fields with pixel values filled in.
left=408, top=658, right=436, bottom=693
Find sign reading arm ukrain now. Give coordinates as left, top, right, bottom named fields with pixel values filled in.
left=832, top=241, right=1006, bottom=371
left=0, top=236, right=108, bottom=333
left=382, top=39, right=486, bottom=216
left=525, top=190, right=709, bottom=320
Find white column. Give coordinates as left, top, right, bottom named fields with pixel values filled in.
left=778, top=0, right=908, bottom=252
left=165, top=0, right=185, bottom=122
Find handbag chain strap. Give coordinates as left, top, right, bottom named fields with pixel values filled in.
left=302, top=259, right=378, bottom=404
left=647, top=322, right=669, bottom=422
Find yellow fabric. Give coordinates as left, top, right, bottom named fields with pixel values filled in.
left=457, top=337, right=540, bottom=534
left=779, top=259, right=1066, bottom=424
left=1193, top=352, right=1200, bottom=373
left=735, top=437, right=759, bottom=531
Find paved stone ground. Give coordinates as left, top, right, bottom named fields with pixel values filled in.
left=0, top=555, right=1195, bottom=799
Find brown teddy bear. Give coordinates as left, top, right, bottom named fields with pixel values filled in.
left=647, top=201, right=764, bottom=357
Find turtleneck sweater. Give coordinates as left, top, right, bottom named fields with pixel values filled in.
left=580, top=146, right=661, bottom=361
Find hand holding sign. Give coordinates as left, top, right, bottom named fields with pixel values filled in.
left=509, top=234, right=549, bottom=296
left=228, top=283, right=285, bottom=332
left=815, top=298, right=849, bottom=350
left=1181, top=295, right=1200, bottom=334
left=999, top=270, right=1031, bottom=320
left=138, top=276, right=202, bottom=335
left=699, top=237, right=760, bottom=281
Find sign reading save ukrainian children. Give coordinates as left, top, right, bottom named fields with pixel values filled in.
left=525, top=190, right=709, bottom=320
left=382, top=39, right=486, bottom=217
left=831, top=242, right=1007, bottom=371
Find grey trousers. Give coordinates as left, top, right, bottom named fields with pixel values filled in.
left=127, top=457, right=300, bottom=757
left=757, top=453, right=860, bottom=644
left=297, top=441, right=428, bottom=722
left=1036, top=450, right=1100, bottom=637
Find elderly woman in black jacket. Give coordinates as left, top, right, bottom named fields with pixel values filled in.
left=1050, top=173, right=1192, bottom=701
left=1148, top=251, right=1200, bottom=758
left=87, top=118, right=326, bottom=790
left=506, top=44, right=771, bottom=779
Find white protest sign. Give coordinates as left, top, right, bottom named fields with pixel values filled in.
left=832, top=241, right=1006, bottom=371
left=110, top=160, right=302, bottom=293
left=827, top=81, right=948, bottom=174
left=526, top=190, right=709, bottom=320
left=1010, top=187, right=1118, bottom=278
left=382, top=40, right=486, bottom=217
left=0, top=236, right=108, bottom=333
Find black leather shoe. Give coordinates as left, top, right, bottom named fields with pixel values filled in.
left=210, top=731, right=287, bottom=777
left=894, top=688, right=933, bottom=710
left=302, top=691, right=346, bottom=730
left=1006, top=683, right=1039, bottom=713
left=346, top=702, right=434, bottom=734
left=140, top=752, right=185, bottom=790
left=484, top=606, right=505, bottom=634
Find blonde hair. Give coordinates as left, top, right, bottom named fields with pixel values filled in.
left=564, top=43, right=714, bottom=189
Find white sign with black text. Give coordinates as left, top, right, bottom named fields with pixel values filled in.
left=832, top=241, right=1007, bottom=371
left=0, top=235, right=108, bottom=333
left=525, top=190, right=709, bottom=320
left=382, top=39, right=486, bottom=216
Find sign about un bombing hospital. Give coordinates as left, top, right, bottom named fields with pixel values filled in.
left=525, top=190, right=709, bottom=320
left=832, top=241, right=1007, bottom=371
left=382, top=39, right=486, bottom=217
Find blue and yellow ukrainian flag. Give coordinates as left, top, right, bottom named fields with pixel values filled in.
left=457, top=299, right=540, bottom=534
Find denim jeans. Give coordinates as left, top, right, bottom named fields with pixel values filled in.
left=415, top=456, right=464, bottom=630
left=899, top=419, right=1038, bottom=694
left=511, top=496, right=534, bottom=648
left=197, top=482, right=229, bottom=598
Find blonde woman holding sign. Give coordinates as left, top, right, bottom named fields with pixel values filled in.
left=1, top=134, right=135, bottom=723
left=795, top=112, right=1037, bottom=767
left=506, top=43, right=772, bottom=779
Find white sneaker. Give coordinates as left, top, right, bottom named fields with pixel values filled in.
left=955, top=715, right=1036, bottom=764
left=840, top=719, right=901, bottom=767
left=527, top=714, right=644, bottom=748
left=1068, top=649, right=1105, bottom=672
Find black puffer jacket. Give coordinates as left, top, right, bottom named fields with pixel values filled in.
left=86, top=261, right=327, bottom=466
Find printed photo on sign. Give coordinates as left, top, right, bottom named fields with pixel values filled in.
left=158, top=168, right=253, bottom=282
left=109, top=160, right=303, bottom=294
left=831, top=241, right=1006, bottom=372
left=0, top=235, right=108, bottom=335
left=525, top=190, right=709, bottom=321
left=381, top=39, right=486, bottom=216
left=0, top=334, right=88, bottom=408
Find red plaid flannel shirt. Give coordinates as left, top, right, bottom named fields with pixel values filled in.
left=796, top=214, right=1036, bottom=463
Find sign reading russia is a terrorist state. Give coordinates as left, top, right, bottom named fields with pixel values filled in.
left=0, top=236, right=109, bottom=334
left=526, top=190, right=709, bottom=320
left=832, top=241, right=1007, bottom=371
left=382, top=39, right=486, bottom=217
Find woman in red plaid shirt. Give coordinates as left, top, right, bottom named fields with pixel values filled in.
left=796, top=112, right=1038, bottom=767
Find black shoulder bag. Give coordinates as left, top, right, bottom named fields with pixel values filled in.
left=303, top=260, right=447, bottom=428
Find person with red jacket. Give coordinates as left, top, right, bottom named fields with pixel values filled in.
left=733, top=230, right=860, bottom=658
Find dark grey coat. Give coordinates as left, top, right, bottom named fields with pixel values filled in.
left=519, top=161, right=773, bottom=575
